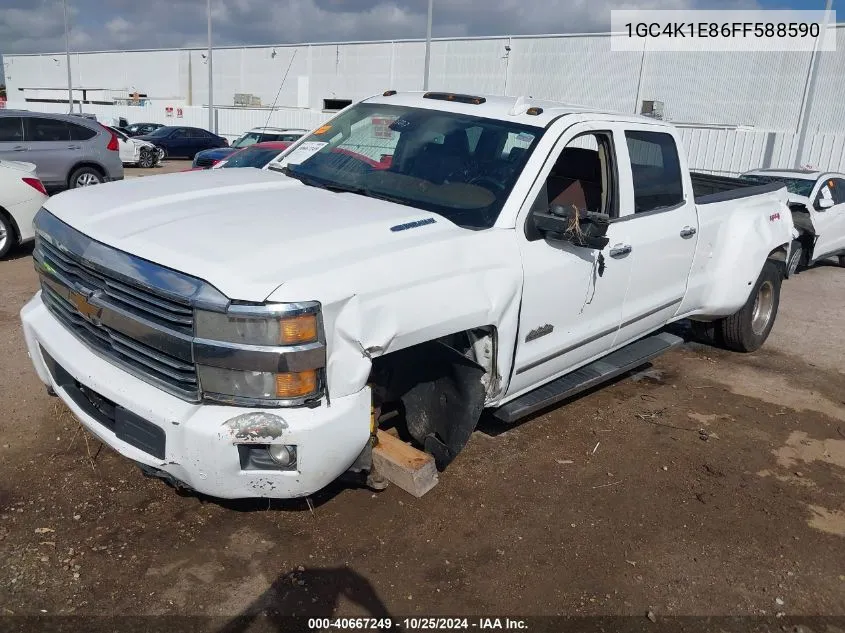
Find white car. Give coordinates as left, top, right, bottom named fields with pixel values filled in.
left=0, top=160, right=49, bottom=258
left=21, top=92, right=793, bottom=500
left=107, top=126, right=159, bottom=168
left=742, top=169, right=845, bottom=272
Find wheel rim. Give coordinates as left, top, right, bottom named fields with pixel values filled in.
left=157, top=147, right=166, bottom=160
left=0, top=222, right=8, bottom=253
left=141, top=153, right=152, bottom=168
left=751, top=280, right=775, bottom=335
left=76, top=172, right=100, bottom=187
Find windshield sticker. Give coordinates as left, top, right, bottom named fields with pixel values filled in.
left=516, top=132, right=535, bottom=144
left=314, top=124, right=332, bottom=135
left=390, top=217, right=437, bottom=232
left=389, top=117, right=413, bottom=131
left=283, top=141, right=328, bottom=166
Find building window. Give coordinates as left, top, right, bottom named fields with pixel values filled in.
left=323, top=98, right=352, bottom=112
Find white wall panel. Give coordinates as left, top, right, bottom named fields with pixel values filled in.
left=7, top=28, right=845, bottom=131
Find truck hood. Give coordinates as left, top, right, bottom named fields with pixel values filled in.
left=43, top=168, right=473, bottom=301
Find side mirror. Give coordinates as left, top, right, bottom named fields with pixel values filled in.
left=534, top=204, right=611, bottom=250
left=817, top=197, right=834, bottom=210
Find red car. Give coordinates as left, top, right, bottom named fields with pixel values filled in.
left=183, top=141, right=292, bottom=171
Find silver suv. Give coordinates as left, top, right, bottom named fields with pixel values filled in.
left=0, top=111, right=124, bottom=190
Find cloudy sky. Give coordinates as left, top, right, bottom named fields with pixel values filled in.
left=0, top=0, right=818, bottom=59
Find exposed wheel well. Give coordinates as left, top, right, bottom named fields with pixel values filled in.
left=368, top=326, right=497, bottom=470
left=766, top=244, right=789, bottom=278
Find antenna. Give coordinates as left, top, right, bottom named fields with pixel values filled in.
left=263, top=49, right=298, bottom=134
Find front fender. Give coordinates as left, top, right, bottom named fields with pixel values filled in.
left=266, top=229, right=523, bottom=400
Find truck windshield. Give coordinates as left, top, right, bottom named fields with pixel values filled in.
left=273, top=103, right=544, bottom=229
left=740, top=174, right=816, bottom=197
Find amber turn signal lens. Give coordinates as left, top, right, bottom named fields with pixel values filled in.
left=276, top=370, right=318, bottom=399
left=279, top=314, right=318, bottom=345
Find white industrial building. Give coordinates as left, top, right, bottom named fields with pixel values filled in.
left=4, top=26, right=845, bottom=173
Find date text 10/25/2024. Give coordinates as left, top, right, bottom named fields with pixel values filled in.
left=307, top=618, right=528, bottom=630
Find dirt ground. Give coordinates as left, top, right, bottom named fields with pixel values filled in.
left=1, top=172, right=843, bottom=629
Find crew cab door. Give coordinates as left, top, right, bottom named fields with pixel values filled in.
left=809, top=176, right=845, bottom=259
left=507, top=124, right=633, bottom=399
left=612, top=126, right=698, bottom=344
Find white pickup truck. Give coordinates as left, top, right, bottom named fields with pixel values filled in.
left=740, top=168, right=845, bottom=272
left=21, top=92, right=793, bottom=499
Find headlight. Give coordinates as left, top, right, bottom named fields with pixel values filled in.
left=194, top=303, right=324, bottom=406
left=195, top=309, right=318, bottom=346
left=198, top=366, right=319, bottom=401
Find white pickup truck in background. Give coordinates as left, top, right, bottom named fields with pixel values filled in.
left=21, top=92, right=793, bottom=500
left=741, top=169, right=845, bottom=273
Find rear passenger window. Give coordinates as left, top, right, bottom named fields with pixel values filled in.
left=25, top=118, right=71, bottom=142
left=0, top=117, right=24, bottom=142
left=625, top=131, right=684, bottom=214
left=68, top=123, right=96, bottom=141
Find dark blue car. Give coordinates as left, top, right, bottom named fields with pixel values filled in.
left=137, top=126, right=228, bottom=160
left=192, top=146, right=238, bottom=168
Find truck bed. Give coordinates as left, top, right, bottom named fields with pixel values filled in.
left=691, top=171, right=785, bottom=204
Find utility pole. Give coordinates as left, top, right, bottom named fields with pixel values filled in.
left=794, top=0, right=833, bottom=168
left=423, top=0, right=433, bottom=90
left=63, top=0, right=73, bottom=113
left=207, top=0, right=214, bottom=132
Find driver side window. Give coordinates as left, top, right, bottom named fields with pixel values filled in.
left=817, top=178, right=845, bottom=206
left=526, top=131, right=618, bottom=241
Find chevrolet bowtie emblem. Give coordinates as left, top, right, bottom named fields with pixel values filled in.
left=69, top=290, right=103, bottom=324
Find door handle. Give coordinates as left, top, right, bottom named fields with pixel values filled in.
left=609, top=244, right=632, bottom=258
left=12, top=145, right=26, bottom=151
left=67, top=145, right=82, bottom=150
left=680, top=226, right=697, bottom=238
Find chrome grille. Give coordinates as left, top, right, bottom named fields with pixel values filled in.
left=31, top=209, right=328, bottom=408
left=38, top=238, right=193, bottom=333
left=30, top=209, right=225, bottom=402
left=40, top=282, right=198, bottom=398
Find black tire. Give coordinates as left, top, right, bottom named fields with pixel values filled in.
left=69, top=166, right=104, bottom=189
left=157, top=146, right=167, bottom=162
left=787, top=240, right=803, bottom=276
left=689, top=320, right=718, bottom=345
left=0, top=212, right=16, bottom=259
left=139, top=149, right=155, bottom=168
left=717, top=261, right=781, bottom=353
left=839, top=254, right=845, bottom=268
